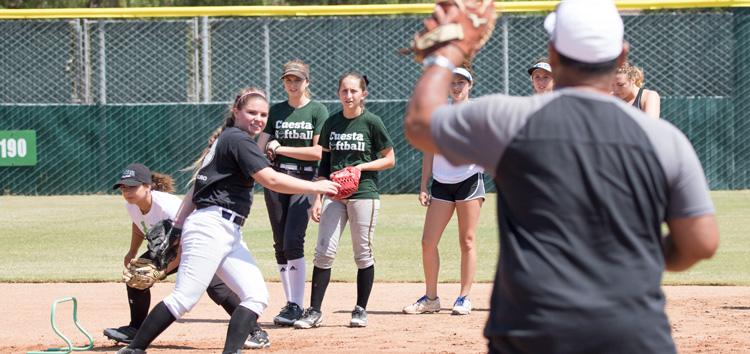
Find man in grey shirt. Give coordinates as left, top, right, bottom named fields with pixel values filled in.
left=404, top=0, right=719, bottom=353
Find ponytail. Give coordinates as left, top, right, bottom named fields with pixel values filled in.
left=151, top=172, right=175, bottom=193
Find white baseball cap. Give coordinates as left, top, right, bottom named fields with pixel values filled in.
left=452, top=67, right=473, bottom=83
left=544, top=0, right=624, bottom=64
left=528, top=62, right=552, bottom=76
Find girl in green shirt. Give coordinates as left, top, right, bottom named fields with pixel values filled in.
left=294, top=72, right=395, bottom=330
left=256, top=60, right=329, bottom=327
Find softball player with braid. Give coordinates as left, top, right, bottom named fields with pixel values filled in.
left=105, top=163, right=250, bottom=346
left=294, top=72, right=395, bottom=329
left=256, top=60, right=329, bottom=326
left=117, top=88, right=338, bottom=354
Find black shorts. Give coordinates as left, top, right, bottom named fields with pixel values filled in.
left=431, top=173, right=485, bottom=203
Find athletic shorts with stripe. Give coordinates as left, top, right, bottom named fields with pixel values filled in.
left=430, top=172, right=486, bottom=203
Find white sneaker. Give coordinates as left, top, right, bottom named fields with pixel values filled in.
left=451, top=296, right=471, bottom=315
left=402, top=295, right=440, bottom=314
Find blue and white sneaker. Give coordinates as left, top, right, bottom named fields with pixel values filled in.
left=451, top=296, right=472, bottom=315
left=402, top=295, right=440, bottom=314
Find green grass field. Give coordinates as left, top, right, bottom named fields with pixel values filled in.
left=1, top=192, right=748, bottom=285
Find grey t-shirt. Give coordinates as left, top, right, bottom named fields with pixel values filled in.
left=432, top=88, right=714, bottom=353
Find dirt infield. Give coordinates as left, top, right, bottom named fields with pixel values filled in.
left=2, top=283, right=749, bottom=354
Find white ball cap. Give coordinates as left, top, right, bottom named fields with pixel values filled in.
left=544, top=0, right=624, bottom=64
left=452, top=67, right=473, bottom=83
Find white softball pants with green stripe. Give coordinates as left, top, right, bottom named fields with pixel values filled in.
left=313, top=198, right=380, bottom=269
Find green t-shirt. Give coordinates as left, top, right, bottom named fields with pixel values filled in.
left=263, top=100, right=329, bottom=167
left=318, top=110, right=394, bottom=199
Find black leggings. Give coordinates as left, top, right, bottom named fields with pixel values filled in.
left=264, top=168, right=315, bottom=264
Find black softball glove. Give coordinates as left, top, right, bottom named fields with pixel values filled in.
left=145, top=219, right=181, bottom=270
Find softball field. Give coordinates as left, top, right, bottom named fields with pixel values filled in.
left=3, top=282, right=750, bottom=353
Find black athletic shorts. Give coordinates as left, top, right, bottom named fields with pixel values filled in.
left=430, top=173, right=485, bottom=202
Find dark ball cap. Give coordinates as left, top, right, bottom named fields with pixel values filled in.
left=112, top=163, right=151, bottom=190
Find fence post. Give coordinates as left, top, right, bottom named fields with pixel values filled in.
left=72, top=19, right=85, bottom=103
left=98, top=21, right=106, bottom=105
left=501, top=16, right=509, bottom=95
left=82, top=19, right=92, bottom=104
left=732, top=9, right=750, bottom=189
left=191, top=17, right=201, bottom=102
left=263, top=21, right=271, bottom=102
left=201, top=16, right=211, bottom=103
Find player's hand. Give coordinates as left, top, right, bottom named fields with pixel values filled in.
left=314, top=179, right=340, bottom=197
left=419, top=191, right=431, bottom=207
left=309, top=195, right=323, bottom=223
left=266, top=140, right=281, bottom=161
left=124, top=250, right=137, bottom=268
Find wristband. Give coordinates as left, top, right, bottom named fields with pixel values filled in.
left=422, top=55, right=456, bottom=72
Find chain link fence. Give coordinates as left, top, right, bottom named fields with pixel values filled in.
left=1, top=8, right=748, bottom=194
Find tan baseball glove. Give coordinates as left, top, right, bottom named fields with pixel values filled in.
left=122, top=258, right=167, bottom=290
left=401, top=0, right=497, bottom=63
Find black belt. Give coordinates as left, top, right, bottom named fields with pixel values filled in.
left=221, top=209, right=246, bottom=226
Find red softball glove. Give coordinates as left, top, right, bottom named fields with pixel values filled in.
left=329, top=166, right=361, bottom=200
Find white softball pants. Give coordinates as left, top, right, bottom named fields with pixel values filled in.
left=163, top=206, right=268, bottom=319
left=313, top=198, right=380, bottom=270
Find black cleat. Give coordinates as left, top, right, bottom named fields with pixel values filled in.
left=244, top=329, right=271, bottom=349
left=273, top=302, right=304, bottom=326
left=104, top=325, right=138, bottom=344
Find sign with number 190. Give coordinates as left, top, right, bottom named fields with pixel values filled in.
left=0, top=130, right=37, bottom=166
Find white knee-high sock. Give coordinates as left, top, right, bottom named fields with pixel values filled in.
left=287, top=257, right=307, bottom=308
left=278, top=264, right=291, bottom=303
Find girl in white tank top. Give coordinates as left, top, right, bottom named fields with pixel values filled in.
left=431, top=154, right=482, bottom=184
left=403, top=67, right=485, bottom=316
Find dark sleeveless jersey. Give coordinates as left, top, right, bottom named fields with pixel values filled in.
left=633, top=87, right=644, bottom=110
left=192, top=127, right=270, bottom=217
